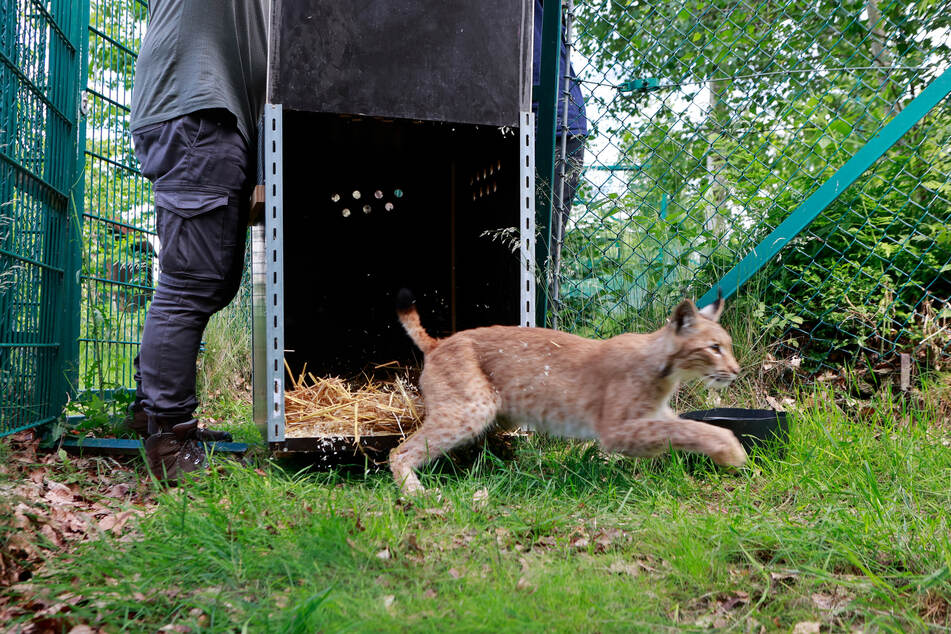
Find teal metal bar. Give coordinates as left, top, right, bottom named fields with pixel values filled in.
left=61, top=437, right=250, bottom=455
left=63, top=0, right=91, bottom=400
left=587, top=164, right=642, bottom=171
left=699, top=66, right=951, bottom=309
left=534, top=0, right=562, bottom=327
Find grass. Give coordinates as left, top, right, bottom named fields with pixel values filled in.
left=5, top=382, right=950, bottom=632
left=196, top=291, right=252, bottom=406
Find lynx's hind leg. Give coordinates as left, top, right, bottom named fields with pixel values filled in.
left=599, top=417, right=747, bottom=467
left=389, top=355, right=500, bottom=495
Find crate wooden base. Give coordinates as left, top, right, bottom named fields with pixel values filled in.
left=270, top=431, right=406, bottom=467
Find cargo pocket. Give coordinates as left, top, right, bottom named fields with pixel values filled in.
left=133, top=114, right=205, bottom=183
left=155, top=205, right=233, bottom=281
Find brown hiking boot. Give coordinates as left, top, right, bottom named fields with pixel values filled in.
left=144, top=420, right=207, bottom=482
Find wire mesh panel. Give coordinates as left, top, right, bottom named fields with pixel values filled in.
left=80, top=0, right=151, bottom=394
left=80, top=0, right=253, bottom=397
left=551, top=0, right=951, bottom=370
left=0, top=1, right=85, bottom=436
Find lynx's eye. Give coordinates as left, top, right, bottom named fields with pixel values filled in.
left=710, top=343, right=722, bottom=355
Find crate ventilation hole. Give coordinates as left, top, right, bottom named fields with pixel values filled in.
left=331, top=188, right=402, bottom=217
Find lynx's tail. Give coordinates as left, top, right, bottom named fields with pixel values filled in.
left=396, top=289, right=439, bottom=354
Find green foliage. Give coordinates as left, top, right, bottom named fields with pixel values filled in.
left=556, top=0, right=951, bottom=366
left=65, top=388, right=134, bottom=438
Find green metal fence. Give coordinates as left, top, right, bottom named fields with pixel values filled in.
left=80, top=0, right=152, bottom=398
left=0, top=0, right=86, bottom=435
left=79, top=0, right=252, bottom=402
left=542, top=0, right=951, bottom=371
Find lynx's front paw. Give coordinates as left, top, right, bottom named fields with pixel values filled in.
left=711, top=430, right=747, bottom=467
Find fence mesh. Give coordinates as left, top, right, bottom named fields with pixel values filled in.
left=79, top=0, right=252, bottom=399
left=80, top=0, right=151, bottom=397
left=552, top=0, right=951, bottom=371
left=0, top=0, right=84, bottom=435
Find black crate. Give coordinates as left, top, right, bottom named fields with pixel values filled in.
left=268, top=0, right=532, bottom=126
left=254, top=2, right=534, bottom=445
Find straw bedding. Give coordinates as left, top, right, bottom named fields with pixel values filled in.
left=283, top=361, right=424, bottom=440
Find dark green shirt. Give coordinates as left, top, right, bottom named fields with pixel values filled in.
left=131, top=0, right=267, bottom=144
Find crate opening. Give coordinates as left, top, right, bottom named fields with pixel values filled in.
left=280, top=111, right=523, bottom=380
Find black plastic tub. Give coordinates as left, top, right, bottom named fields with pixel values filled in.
left=680, top=408, right=789, bottom=455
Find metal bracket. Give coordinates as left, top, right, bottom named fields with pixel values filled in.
left=264, top=104, right=286, bottom=442
left=618, top=77, right=661, bottom=93
left=520, top=111, right=536, bottom=328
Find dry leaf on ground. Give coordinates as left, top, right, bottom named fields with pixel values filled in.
left=472, top=487, right=489, bottom=509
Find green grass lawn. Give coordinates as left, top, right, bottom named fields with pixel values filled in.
left=5, top=385, right=951, bottom=633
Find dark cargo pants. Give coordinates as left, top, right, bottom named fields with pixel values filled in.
left=131, top=110, right=253, bottom=429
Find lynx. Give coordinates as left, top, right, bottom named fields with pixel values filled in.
left=389, top=290, right=747, bottom=495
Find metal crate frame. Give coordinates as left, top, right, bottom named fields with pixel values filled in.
left=252, top=105, right=535, bottom=446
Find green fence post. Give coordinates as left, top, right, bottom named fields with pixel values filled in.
left=0, top=0, right=17, bottom=434
left=62, top=0, right=91, bottom=408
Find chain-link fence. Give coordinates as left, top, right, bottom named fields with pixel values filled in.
left=548, top=0, right=951, bottom=371
left=79, top=0, right=252, bottom=400
left=0, top=1, right=85, bottom=435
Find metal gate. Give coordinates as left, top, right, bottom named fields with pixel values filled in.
left=0, top=0, right=86, bottom=436
left=79, top=0, right=151, bottom=399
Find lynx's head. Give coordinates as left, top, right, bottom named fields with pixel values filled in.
left=665, top=294, right=740, bottom=389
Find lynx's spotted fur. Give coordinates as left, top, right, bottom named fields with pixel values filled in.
left=390, top=290, right=746, bottom=495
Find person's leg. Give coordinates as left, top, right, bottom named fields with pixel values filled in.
left=138, top=204, right=245, bottom=428
left=126, top=202, right=247, bottom=438
left=129, top=110, right=252, bottom=478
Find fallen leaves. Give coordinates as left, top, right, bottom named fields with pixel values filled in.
left=97, top=509, right=141, bottom=534
left=568, top=525, right=628, bottom=553
left=43, top=481, right=76, bottom=505
left=103, top=483, right=130, bottom=499
left=0, top=430, right=157, bottom=628
left=811, top=587, right=853, bottom=614
left=689, top=590, right=751, bottom=629
left=607, top=561, right=640, bottom=576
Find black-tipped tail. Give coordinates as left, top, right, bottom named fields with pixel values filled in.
left=396, top=288, right=416, bottom=312
left=394, top=288, right=439, bottom=354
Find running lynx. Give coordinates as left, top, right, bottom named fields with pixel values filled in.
left=390, top=290, right=747, bottom=495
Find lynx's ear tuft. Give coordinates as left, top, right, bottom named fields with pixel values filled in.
left=396, top=288, right=416, bottom=312
left=670, top=299, right=699, bottom=334
left=698, top=287, right=725, bottom=322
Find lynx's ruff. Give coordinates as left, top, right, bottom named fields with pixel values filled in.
left=390, top=290, right=746, bottom=495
